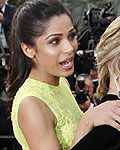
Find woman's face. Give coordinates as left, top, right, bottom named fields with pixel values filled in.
left=31, top=14, right=78, bottom=82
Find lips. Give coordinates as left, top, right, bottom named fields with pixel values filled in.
left=59, top=56, right=74, bottom=70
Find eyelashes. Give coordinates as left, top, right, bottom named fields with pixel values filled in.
left=68, top=32, right=77, bottom=40
left=49, top=38, right=60, bottom=45
left=49, top=32, right=77, bottom=45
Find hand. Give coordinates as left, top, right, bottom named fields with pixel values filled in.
left=86, top=100, right=120, bottom=130
left=71, top=100, right=120, bottom=148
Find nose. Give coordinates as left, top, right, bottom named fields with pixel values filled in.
left=62, top=39, right=76, bottom=54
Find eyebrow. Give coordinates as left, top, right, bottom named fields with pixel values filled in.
left=45, top=28, right=75, bottom=40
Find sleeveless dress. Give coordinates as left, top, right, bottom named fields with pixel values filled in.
left=11, top=77, right=82, bottom=150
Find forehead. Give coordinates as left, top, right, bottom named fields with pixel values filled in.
left=0, top=0, right=5, bottom=3
left=43, top=14, right=73, bottom=35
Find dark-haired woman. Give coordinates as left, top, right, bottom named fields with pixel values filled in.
left=8, top=0, right=120, bottom=149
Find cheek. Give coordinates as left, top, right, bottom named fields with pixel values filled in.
left=45, top=46, right=60, bottom=57
left=38, top=47, right=60, bottom=60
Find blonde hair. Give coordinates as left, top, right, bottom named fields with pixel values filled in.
left=96, top=16, right=120, bottom=99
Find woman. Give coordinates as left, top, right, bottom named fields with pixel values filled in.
left=8, top=0, right=120, bottom=150
left=96, top=16, right=120, bottom=102
left=71, top=16, right=120, bottom=150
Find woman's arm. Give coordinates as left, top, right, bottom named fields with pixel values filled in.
left=18, top=95, right=120, bottom=150
left=18, top=96, right=61, bottom=150
left=71, top=100, right=120, bottom=148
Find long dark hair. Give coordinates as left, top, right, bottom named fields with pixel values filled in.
left=8, top=0, right=72, bottom=101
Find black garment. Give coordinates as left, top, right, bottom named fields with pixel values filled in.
left=0, top=99, right=22, bottom=150
left=71, top=94, right=120, bottom=150
left=100, top=94, right=119, bottom=103
left=0, top=99, right=13, bottom=149
left=0, top=99, right=13, bottom=135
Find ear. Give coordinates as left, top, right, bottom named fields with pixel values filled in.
left=21, top=42, right=35, bottom=58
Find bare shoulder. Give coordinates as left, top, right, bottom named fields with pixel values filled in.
left=18, top=96, right=56, bottom=127
left=18, top=96, right=60, bottom=150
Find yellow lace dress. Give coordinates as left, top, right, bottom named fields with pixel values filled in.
left=11, top=77, right=82, bottom=150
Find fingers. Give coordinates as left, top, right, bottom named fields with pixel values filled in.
left=111, top=106, right=120, bottom=117
left=108, top=119, right=120, bottom=131
left=110, top=100, right=120, bottom=127
left=90, top=100, right=120, bottom=130
left=111, top=110, right=120, bottom=126
left=113, top=100, right=120, bottom=107
left=101, top=100, right=120, bottom=130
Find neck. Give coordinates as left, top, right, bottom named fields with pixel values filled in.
left=29, top=68, right=60, bottom=86
left=107, top=87, right=118, bottom=96
left=107, top=76, right=120, bottom=96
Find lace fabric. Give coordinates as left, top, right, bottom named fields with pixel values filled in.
left=11, top=77, right=82, bottom=150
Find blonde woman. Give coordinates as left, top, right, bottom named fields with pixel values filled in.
left=96, top=16, right=120, bottom=101
left=72, top=16, right=120, bottom=150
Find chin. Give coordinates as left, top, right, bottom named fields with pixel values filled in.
left=63, top=68, right=74, bottom=77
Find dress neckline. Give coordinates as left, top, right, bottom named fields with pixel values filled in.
left=26, top=77, right=62, bottom=88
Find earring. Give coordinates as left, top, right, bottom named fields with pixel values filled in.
left=27, top=49, right=32, bottom=53
left=27, top=49, right=34, bottom=58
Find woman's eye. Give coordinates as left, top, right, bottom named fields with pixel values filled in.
left=49, top=38, right=60, bottom=45
left=68, top=32, right=77, bottom=41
